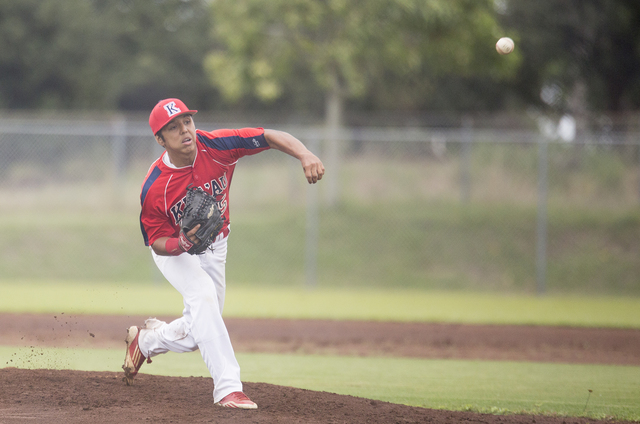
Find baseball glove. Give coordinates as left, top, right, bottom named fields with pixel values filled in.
left=180, top=186, right=224, bottom=255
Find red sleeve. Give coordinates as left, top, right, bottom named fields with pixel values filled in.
left=196, top=128, right=270, bottom=163
left=139, top=164, right=180, bottom=247
left=141, top=199, right=178, bottom=247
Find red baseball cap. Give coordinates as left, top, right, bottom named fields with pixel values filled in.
left=149, top=98, right=198, bottom=135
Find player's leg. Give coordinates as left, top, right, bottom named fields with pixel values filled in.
left=198, top=233, right=228, bottom=314
left=138, top=317, right=198, bottom=357
left=123, top=302, right=200, bottom=385
left=197, top=234, right=256, bottom=408
left=151, top=243, right=244, bottom=403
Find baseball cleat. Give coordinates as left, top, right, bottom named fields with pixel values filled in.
left=122, top=325, right=151, bottom=386
left=216, top=392, right=258, bottom=409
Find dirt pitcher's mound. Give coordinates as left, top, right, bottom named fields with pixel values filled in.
left=0, top=368, right=632, bottom=424
left=2, top=315, right=640, bottom=423
left=3, top=314, right=640, bottom=365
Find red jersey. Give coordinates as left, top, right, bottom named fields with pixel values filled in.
left=140, top=127, right=269, bottom=247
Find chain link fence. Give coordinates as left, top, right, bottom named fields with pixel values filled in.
left=0, top=112, right=638, bottom=295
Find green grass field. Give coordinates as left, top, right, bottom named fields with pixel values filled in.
left=2, top=281, right=640, bottom=327
left=1, top=281, right=639, bottom=421
left=1, top=150, right=639, bottom=420
left=1, top=199, right=639, bottom=295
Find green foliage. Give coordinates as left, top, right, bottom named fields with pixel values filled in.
left=502, top=0, right=640, bottom=110
left=0, top=0, right=216, bottom=109
left=1, top=0, right=640, bottom=112
left=0, top=0, right=100, bottom=108
left=206, top=0, right=519, bottom=111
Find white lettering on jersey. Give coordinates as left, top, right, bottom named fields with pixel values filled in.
left=169, top=198, right=186, bottom=226
left=167, top=173, right=230, bottom=226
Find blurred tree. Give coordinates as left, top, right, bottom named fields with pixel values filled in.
left=0, top=0, right=216, bottom=110
left=95, top=0, right=217, bottom=110
left=1, top=0, right=638, bottom=115
left=205, top=0, right=518, bottom=204
left=0, top=0, right=97, bottom=108
left=502, top=0, right=640, bottom=113
left=205, top=0, right=519, bottom=115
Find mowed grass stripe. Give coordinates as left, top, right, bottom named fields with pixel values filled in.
left=1, top=281, right=639, bottom=328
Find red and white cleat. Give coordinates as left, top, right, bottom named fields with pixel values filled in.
left=216, top=391, right=258, bottom=409
left=122, top=326, right=151, bottom=386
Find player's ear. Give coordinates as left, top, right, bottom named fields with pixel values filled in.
left=155, top=133, right=166, bottom=148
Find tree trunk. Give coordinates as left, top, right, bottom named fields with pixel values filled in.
left=566, top=79, right=588, bottom=169
left=324, top=72, right=344, bottom=207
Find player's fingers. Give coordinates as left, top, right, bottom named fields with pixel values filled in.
left=187, top=224, right=202, bottom=243
left=316, top=164, right=325, bottom=181
left=306, top=166, right=318, bottom=184
left=305, top=162, right=324, bottom=184
left=303, top=165, right=313, bottom=184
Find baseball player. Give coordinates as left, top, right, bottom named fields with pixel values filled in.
left=123, top=98, right=324, bottom=409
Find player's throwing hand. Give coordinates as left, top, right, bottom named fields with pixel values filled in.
left=301, top=152, right=325, bottom=184
left=263, top=129, right=325, bottom=185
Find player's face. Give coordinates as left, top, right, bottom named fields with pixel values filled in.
left=157, top=114, right=197, bottom=163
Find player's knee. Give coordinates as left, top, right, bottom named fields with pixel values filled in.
left=186, top=292, right=219, bottom=311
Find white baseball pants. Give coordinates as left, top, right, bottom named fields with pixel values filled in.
left=138, top=233, right=242, bottom=403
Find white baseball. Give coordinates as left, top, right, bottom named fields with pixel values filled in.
left=496, top=37, right=514, bottom=55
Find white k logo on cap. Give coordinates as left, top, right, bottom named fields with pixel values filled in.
left=163, top=101, right=181, bottom=117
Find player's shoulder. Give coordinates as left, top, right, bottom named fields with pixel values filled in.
left=142, top=156, right=165, bottom=181
left=196, top=127, right=266, bottom=151
left=141, top=155, right=170, bottom=196
left=197, top=127, right=264, bottom=139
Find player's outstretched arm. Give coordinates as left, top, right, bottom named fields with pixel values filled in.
left=264, top=129, right=325, bottom=184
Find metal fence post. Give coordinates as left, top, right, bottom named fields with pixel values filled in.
left=461, top=117, right=473, bottom=203
left=536, top=135, right=549, bottom=295
left=305, top=138, right=320, bottom=289
left=637, top=121, right=640, bottom=203
left=324, top=88, right=342, bottom=207
left=111, top=116, right=127, bottom=186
